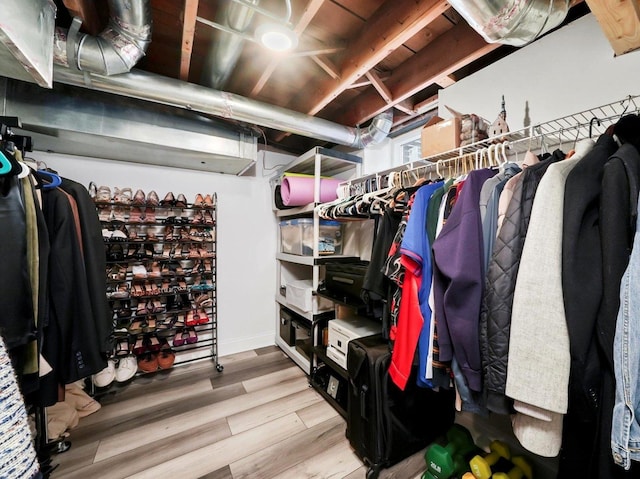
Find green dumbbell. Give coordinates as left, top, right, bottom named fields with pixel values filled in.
left=490, top=456, right=533, bottom=479
left=469, top=440, right=511, bottom=479
left=423, top=424, right=476, bottom=479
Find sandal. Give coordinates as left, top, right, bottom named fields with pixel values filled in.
left=95, top=185, right=112, bottom=204
left=188, top=245, right=200, bottom=259
left=112, top=206, right=126, bottom=223
left=129, top=319, right=145, bottom=335
left=132, top=282, right=145, bottom=297
left=114, top=187, right=133, bottom=205
left=164, top=225, right=175, bottom=241
left=98, top=206, right=112, bottom=222
left=189, top=228, right=203, bottom=242
left=191, top=211, right=203, bottom=225
left=132, top=263, right=148, bottom=280
left=203, top=211, right=214, bottom=225
left=110, top=283, right=130, bottom=300
left=143, top=316, right=157, bottom=333
left=148, top=262, right=162, bottom=279
left=161, top=280, right=171, bottom=294
left=113, top=333, right=132, bottom=358
left=132, top=335, right=146, bottom=355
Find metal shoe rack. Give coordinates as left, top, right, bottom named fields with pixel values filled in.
left=96, top=190, right=222, bottom=386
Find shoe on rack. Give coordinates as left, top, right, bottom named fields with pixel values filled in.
left=98, top=206, right=112, bottom=222
left=194, top=194, right=205, bottom=206
left=132, top=189, right=146, bottom=206
left=132, top=263, right=148, bottom=280
left=129, top=207, right=144, bottom=223
left=114, top=187, right=133, bottom=205
left=175, top=193, right=188, bottom=208
left=160, top=192, right=175, bottom=206
left=147, top=190, right=160, bottom=207
left=203, top=194, right=214, bottom=207
left=157, top=343, right=176, bottom=369
left=92, top=360, right=116, bottom=388
left=115, top=355, right=138, bottom=382
left=95, top=185, right=112, bottom=204
left=185, top=327, right=198, bottom=344
left=145, top=207, right=156, bottom=223
left=137, top=351, right=158, bottom=373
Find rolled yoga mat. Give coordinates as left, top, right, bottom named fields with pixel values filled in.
left=280, top=175, right=341, bottom=206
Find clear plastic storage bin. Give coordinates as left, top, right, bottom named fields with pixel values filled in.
left=280, top=218, right=343, bottom=255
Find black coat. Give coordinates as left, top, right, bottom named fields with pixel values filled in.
left=41, top=188, right=106, bottom=388
left=60, top=178, right=111, bottom=354
left=559, top=134, right=627, bottom=478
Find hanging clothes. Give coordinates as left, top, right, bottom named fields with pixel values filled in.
left=505, top=140, right=594, bottom=457
left=432, top=168, right=496, bottom=393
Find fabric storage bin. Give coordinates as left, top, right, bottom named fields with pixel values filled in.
left=286, top=279, right=334, bottom=312
left=280, top=218, right=343, bottom=255
left=292, top=317, right=312, bottom=361
left=279, top=308, right=294, bottom=346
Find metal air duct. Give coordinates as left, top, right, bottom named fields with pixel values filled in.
left=201, top=0, right=260, bottom=89
left=53, top=67, right=391, bottom=148
left=448, top=0, right=570, bottom=46
left=53, top=0, right=152, bottom=75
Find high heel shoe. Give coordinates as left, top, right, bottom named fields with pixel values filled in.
left=144, top=207, right=156, bottom=223
left=148, top=262, right=162, bottom=279
left=160, top=192, right=175, bottom=206
left=132, top=335, right=146, bottom=355
left=173, top=328, right=188, bottom=347
left=185, top=328, right=198, bottom=344
left=186, top=309, right=198, bottom=327
left=194, top=194, right=205, bottom=206
left=175, top=194, right=188, bottom=208
left=129, top=207, right=144, bottom=223
left=203, top=211, right=214, bottom=225
left=203, top=194, right=214, bottom=207
left=132, top=189, right=146, bottom=206
left=98, top=206, right=112, bottom=222
left=147, top=190, right=160, bottom=207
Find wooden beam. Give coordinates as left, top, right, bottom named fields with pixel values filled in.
left=299, top=0, right=450, bottom=117
left=334, top=22, right=498, bottom=126
left=436, top=74, right=457, bottom=88
left=250, top=0, right=325, bottom=96
left=414, top=94, right=439, bottom=113
left=291, top=47, right=344, bottom=58
left=62, top=0, right=102, bottom=35
left=586, top=0, right=640, bottom=55
left=180, top=0, right=199, bottom=81
left=394, top=100, right=416, bottom=115
left=311, top=56, right=340, bottom=79
left=365, top=71, right=393, bottom=104
left=347, top=73, right=391, bottom=89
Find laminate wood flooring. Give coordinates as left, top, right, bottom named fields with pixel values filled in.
left=52, top=346, right=427, bottom=479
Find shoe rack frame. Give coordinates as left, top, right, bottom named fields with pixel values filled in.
left=94, top=191, right=222, bottom=393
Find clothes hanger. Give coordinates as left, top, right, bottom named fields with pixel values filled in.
left=35, top=169, right=62, bottom=189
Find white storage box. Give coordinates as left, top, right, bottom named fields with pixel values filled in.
left=285, top=279, right=333, bottom=313
left=326, top=317, right=379, bottom=369
left=280, top=218, right=343, bottom=256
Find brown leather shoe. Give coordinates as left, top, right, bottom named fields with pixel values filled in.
left=157, top=344, right=176, bottom=369
left=137, top=351, right=158, bottom=373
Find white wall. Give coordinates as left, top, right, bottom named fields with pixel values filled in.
left=439, top=14, right=640, bottom=129
left=31, top=151, right=278, bottom=357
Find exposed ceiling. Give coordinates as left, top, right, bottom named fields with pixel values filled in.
left=52, top=0, right=590, bottom=154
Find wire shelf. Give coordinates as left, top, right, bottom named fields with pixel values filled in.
left=336, top=94, right=640, bottom=197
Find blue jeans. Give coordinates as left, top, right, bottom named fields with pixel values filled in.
left=611, top=216, right=640, bottom=469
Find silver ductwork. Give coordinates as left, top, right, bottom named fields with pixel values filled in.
left=53, top=0, right=152, bottom=75
left=201, top=0, right=260, bottom=89
left=53, top=67, right=391, bottom=148
left=447, top=0, right=569, bottom=46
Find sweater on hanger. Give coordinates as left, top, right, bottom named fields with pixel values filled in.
left=432, top=168, right=496, bottom=392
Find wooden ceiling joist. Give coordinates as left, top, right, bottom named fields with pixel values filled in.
left=179, top=0, right=199, bottom=81
left=62, top=0, right=102, bottom=35
left=436, top=74, right=457, bottom=88
left=335, top=22, right=499, bottom=126
left=311, top=56, right=340, bottom=79
left=586, top=0, right=640, bottom=55
left=249, top=0, right=326, bottom=97
left=300, top=0, right=450, bottom=117
left=365, top=71, right=393, bottom=104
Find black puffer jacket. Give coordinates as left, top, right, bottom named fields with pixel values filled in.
left=480, top=151, right=563, bottom=414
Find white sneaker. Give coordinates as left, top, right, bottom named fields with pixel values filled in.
left=115, top=355, right=137, bottom=383
left=92, top=360, right=116, bottom=388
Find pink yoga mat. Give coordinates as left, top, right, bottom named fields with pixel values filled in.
left=281, top=176, right=341, bottom=206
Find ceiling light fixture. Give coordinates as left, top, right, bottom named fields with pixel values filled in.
left=255, top=22, right=298, bottom=51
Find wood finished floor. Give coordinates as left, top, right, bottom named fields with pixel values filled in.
left=52, top=346, right=429, bottom=479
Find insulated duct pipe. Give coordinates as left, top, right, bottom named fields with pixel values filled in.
left=53, top=0, right=152, bottom=75
left=201, top=0, right=260, bottom=89
left=53, top=67, right=392, bottom=148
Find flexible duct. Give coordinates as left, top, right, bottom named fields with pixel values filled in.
left=447, top=0, right=569, bottom=46
left=53, top=67, right=391, bottom=148
left=53, top=0, right=152, bottom=75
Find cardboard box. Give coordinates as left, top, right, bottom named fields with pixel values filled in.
left=421, top=116, right=461, bottom=159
